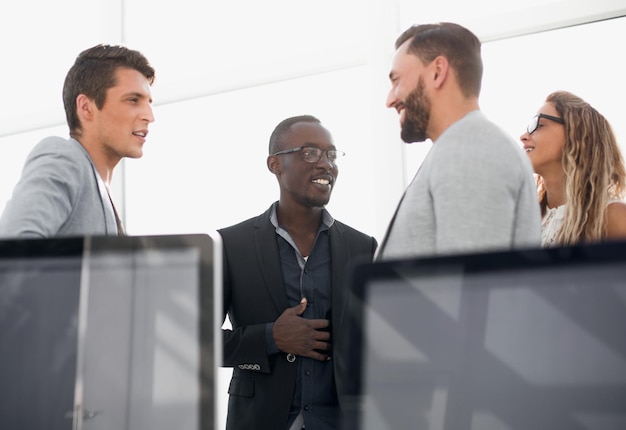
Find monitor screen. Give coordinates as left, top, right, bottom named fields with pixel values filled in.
left=342, top=241, right=626, bottom=430
left=0, top=233, right=222, bottom=430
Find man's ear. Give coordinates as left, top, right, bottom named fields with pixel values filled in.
left=267, top=155, right=280, bottom=174
left=76, top=94, right=95, bottom=121
left=431, top=56, right=450, bottom=89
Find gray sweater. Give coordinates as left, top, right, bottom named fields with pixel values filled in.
left=377, top=110, right=541, bottom=260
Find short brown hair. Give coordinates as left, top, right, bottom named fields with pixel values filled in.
left=63, top=44, right=155, bottom=137
left=395, top=22, right=483, bottom=98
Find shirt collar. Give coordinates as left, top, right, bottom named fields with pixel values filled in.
left=269, top=201, right=334, bottom=231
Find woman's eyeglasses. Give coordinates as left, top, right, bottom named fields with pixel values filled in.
left=527, top=113, right=564, bottom=134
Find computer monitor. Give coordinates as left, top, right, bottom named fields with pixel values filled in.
left=0, top=233, right=222, bottom=430
left=342, top=241, right=626, bottom=430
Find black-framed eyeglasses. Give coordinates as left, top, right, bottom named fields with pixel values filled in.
left=271, top=146, right=346, bottom=163
left=527, top=113, right=564, bottom=135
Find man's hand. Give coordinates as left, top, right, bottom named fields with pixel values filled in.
left=273, top=298, right=331, bottom=361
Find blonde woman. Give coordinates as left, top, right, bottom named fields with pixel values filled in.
left=520, top=90, right=626, bottom=246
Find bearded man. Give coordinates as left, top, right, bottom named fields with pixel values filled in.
left=377, top=22, right=541, bottom=259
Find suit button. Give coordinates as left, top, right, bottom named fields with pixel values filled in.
left=287, top=353, right=296, bottom=362
left=305, top=370, right=311, bottom=376
left=304, top=405, right=310, bottom=411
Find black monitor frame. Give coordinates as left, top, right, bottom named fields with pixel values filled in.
left=342, top=240, right=626, bottom=430
left=0, top=233, right=222, bottom=430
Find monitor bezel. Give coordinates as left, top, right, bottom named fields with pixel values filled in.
left=342, top=239, right=626, bottom=430
left=0, top=232, right=222, bottom=430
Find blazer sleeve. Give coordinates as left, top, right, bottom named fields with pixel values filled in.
left=219, top=218, right=283, bottom=374
left=0, top=138, right=84, bottom=238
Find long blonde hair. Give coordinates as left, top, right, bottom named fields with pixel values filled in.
left=537, top=91, right=626, bottom=245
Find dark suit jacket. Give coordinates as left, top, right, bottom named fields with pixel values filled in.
left=219, top=204, right=377, bottom=430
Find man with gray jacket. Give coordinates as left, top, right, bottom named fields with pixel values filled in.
left=377, top=22, right=541, bottom=259
left=0, top=44, right=155, bottom=237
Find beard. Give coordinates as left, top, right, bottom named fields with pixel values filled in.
left=400, top=77, right=430, bottom=143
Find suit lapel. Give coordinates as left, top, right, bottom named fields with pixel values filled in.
left=329, top=223, right=350, bottom=335
left=91, top=163, right=118, bottom=235
left=75, top=139, right=118, bottom=235
left=253, top=209, right=291, bottom=313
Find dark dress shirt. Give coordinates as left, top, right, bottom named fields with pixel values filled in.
left=269, top=206, right=337, bottom=429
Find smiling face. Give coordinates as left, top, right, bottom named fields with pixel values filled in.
left=520, top=102, right=566, bottom=176
left=268, top=121, right=338, bottom=208
left=91, top=67, right=154, bottom=161
left=386, top=41, right=432, bottom=143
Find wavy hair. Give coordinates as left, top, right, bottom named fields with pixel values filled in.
left=537, top=91, right=626, bottom=244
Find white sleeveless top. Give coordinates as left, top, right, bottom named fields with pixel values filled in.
left=541, top=205, right=566, bottom=247
left=541, top=199, right=625, bottom=247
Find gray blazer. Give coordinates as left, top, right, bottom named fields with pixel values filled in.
left=0, top=136, right=119, bottom=238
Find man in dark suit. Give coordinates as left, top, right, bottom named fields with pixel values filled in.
left=219, top=115, right=377, bottom=430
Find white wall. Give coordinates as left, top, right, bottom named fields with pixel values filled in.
left=1, top=1, right=625, bottom=428
left=2, top=1, right=624, bottom=241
